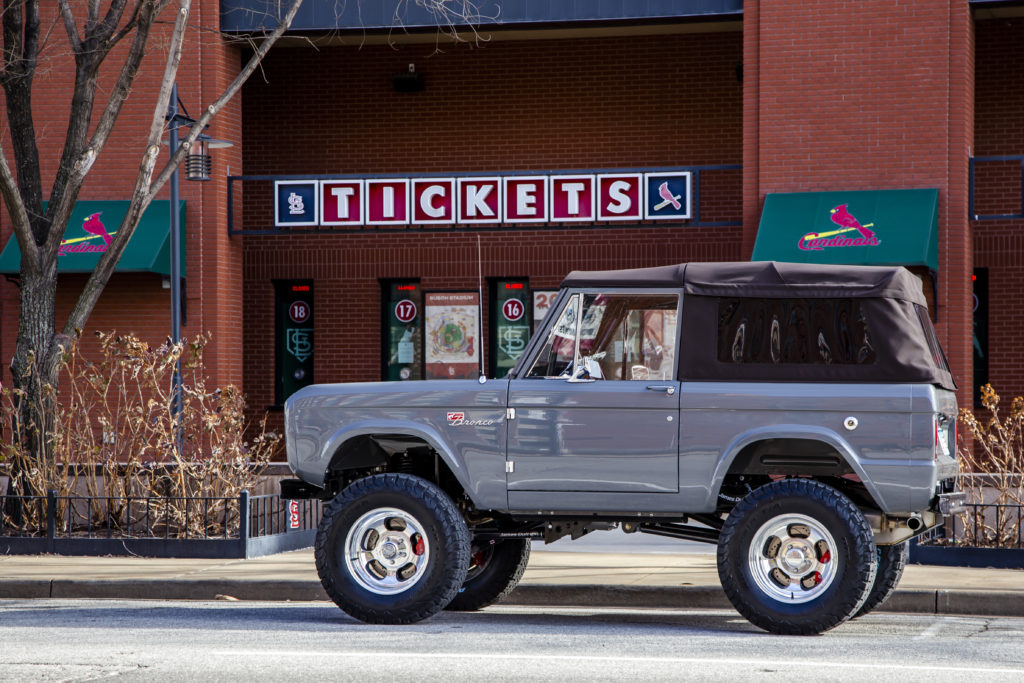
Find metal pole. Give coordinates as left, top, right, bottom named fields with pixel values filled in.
left=168, top=83, right=183, bottom=449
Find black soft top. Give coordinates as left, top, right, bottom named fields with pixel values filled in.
left=556, top=261, right=953, bottom=390
left=562, top=261, right=927, bottom=305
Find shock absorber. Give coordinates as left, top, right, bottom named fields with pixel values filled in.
left=394, top=452, right=415, bottom=474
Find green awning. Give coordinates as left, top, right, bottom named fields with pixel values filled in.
left=752, top=189, right=939, bottom=271
left=0, top=199, right=185, bottom=276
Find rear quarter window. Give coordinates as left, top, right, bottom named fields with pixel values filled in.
left=717, top=298, right=876, bottom=365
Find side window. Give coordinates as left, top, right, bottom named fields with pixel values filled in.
left=578, top=293, right=678, bottom=380
left=527, top=292, right=678, bottom=380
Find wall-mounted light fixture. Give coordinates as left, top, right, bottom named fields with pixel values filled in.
left=393, top=63, right=425, bottom=93
left=185, top=134, right=234, bottom=182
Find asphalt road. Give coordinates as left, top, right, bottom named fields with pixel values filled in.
left=3, top=599, right=1024, bottom=682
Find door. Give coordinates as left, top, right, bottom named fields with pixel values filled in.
left=506, top=291, right=680, bottom=494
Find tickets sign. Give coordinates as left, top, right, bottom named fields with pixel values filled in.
left=274, top=171, right=691, bottom=227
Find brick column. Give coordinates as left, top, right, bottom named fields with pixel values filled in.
left=744, top=0, right=975, bottom=407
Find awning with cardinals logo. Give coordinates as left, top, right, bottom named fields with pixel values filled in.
left=752, top=189, right=939, bottom=272
left=0, top=200, right=185, bottom=276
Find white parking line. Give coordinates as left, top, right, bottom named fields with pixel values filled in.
left=915, top=616, right=953, bottom=640
left=214, top=650, right=1024, bottom=676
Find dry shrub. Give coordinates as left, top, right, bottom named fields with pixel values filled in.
left=955, top=383, right=1024, bottom=546
left=1, top=332, right=279, bottom=538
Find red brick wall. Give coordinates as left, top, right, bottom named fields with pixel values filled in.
left=240, top=32, right=745, bottom=418
left=743, top=0, right=975, bottom=409
left=973, top=18, right=1024, bottom=401
left=0, top=1, right=244, bottom=392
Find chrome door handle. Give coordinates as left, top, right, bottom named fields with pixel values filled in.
left=646, top=385, right=676, bottom=395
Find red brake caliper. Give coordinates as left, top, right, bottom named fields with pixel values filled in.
left=815, top=540, right=831, bottom=564
left=412, top=534, right=425, bottom=556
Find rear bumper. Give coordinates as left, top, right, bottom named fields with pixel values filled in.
left=936, top=490, right=967, bottom=516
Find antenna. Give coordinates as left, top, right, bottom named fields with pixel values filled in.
left=477, top=235, right=486, bottom=383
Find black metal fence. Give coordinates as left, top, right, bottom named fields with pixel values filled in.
left=0, top=490, right=322, bottom=559
left=912, top=501, right=1024, bottom=569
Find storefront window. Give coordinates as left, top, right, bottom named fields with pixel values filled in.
left=383, top=281, right=423, bottom=381
left=532, top=290, right=558, bottom=331
left=491, top=279, right=531, bottom=377
left=424, top=292, right=480, bottom=379
left=275, top=280, right=314, bottom=404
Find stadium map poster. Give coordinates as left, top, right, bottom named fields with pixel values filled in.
left=425, top=292, right=480, bottom=379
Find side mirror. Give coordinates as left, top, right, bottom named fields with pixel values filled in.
left=567, top=356, right=602, bottom=383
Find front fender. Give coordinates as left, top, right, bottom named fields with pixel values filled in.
left=707, top=424, right=894, bottom=512
left=311, top=418, right=468, bottom=489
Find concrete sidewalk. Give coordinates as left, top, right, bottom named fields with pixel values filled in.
left=1, top=548, right=1023, bottom=618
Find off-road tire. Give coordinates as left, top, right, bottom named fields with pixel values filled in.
left=445, top=538, right=531, bottom=611
left=717, top=478, right=877, bottom=635
left=315, top=473, right=470, bottom=624
left=852, top=541, right=908, bottom=618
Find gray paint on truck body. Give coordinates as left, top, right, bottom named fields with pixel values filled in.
left=284, top=262, right=958, bottom=520
left=286, top=379, right=956, bottom=516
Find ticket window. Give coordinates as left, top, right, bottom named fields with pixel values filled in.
left=275, top=280, right=314, bottom=404
left=383, top=281, right=423, bottom=381
left=490, top=279, right=531, bottom=378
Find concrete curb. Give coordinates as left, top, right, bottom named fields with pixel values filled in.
left=3, top=579, right=1024, bottom=618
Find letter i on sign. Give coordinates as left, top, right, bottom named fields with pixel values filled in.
left=367, top=179, right=410, bottom=225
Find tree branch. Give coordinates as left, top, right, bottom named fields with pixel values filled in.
left=0, top=141, right=39, bottom=276
left=148, top=0, right=305, bottom=197
left=1, top=0, right=44, bottom=248
left=42, top=0, right=172, bottom=263
left=63, top=0, right=305, bottom=338
left=60, top=0, right=191, bottom=338
left=57, top=0, right=82, bottom=52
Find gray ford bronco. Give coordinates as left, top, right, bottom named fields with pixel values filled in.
left=281, top=261, right=964, bottom=635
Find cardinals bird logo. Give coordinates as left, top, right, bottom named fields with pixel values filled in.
left=798, top=204, right=880, bottom=251
left=653, top=182, right=682, bottom=211
left=58, top=212, right=117, bottom=256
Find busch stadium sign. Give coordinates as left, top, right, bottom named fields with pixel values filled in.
left=274, top=170, right=691, bottom=228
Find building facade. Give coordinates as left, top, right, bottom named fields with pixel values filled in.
left=1, top=1, right=1020, bottom=430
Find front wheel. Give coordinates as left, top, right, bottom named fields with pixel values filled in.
left=717, top=479, right=877, bottom=635
left=445, top=538, right=531, bottom=611
left=315, top=473, right=470, bottom=624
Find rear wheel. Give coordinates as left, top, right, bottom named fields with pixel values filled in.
left=315, top=473, right=470, bottom=624
left=717, top=478, right=877, bottom=635
left=852, top=541, right=908, bottom=618
left=445, top=538, right=531, bottom=611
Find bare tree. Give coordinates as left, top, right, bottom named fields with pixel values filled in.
left=0, top=0, right=489, bottom=472
left=0, top=0, right=304, bottom=468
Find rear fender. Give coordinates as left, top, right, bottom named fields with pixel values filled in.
left=709, top=425, right=887, bottom=511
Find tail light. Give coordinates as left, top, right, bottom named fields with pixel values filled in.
left=934, top=414, right=953, bottom=460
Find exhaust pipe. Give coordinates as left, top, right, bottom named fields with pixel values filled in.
left=906, top=514, right=924, bottom=532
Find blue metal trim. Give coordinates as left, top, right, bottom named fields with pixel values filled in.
left=226, top=165, right=742, bottom=235
left=220, top=0, right=743, bottom=33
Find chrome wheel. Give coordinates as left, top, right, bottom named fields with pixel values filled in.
left=748, top=513, right=838, bottom=604
left=345, top=507, right=430, bottom=595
